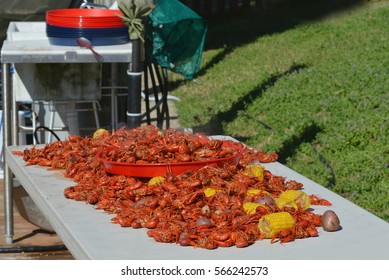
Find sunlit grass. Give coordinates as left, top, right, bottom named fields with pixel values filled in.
left=170, top=1, right=389, bottom=221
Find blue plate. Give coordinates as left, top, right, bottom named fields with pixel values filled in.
left=46, top=24, right=128, bottom=33
left=46, top=24, right=128, bottom=39
left=48, top=36, right=130, bottom=46
left=46, top=31, right=128, bottom=38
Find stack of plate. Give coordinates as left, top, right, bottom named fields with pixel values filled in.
left=46, top=9, right=129, bottom=46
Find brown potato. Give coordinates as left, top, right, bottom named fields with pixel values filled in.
left=255, top=196, right=276, bottom=208
left=321, top=210, right=340, bottom=232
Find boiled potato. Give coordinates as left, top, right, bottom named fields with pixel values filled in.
left=321, top=210, right=340, bottom=232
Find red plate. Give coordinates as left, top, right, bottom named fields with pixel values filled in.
left=46, top=9, right=126, bottom=28
left=46, top=19, right=126, bottom=28
left=97, top=142, right=245, bottom=178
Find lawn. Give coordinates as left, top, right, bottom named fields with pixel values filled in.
left=169, top=0, right=389, bottom=221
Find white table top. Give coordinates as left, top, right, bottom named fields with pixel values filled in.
left=5, top=142, right=389, bottom=260
left=1, top=22, right=132, bottom=63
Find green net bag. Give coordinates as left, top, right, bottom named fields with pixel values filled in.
left=146, top=0, right=207, bottom=80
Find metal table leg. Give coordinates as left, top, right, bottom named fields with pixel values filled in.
left=126, top=40, right=143, bottom=128
left=161, top=67, right=170, bottom=129
left=2, top=62, right=14, bottom=244
left=110, top=63, right=119, bottom=130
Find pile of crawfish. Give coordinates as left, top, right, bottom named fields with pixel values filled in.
left=17, top=125, right=332, bottom=249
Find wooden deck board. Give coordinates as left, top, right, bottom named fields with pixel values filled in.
left=0, top=179, right=74, bottom=260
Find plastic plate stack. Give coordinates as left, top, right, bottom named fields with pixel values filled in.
left=46, top=9, right=129, bottom=46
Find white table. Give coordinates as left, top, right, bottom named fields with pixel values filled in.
left=1, top=22, right=133, bottom=64
left=5, top=143, right=389, bottom=260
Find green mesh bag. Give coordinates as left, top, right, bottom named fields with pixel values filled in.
left=145, top=0, right=207, bottom=80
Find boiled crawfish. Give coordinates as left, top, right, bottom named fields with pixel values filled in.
left=16, top=125, right=333, bottom=249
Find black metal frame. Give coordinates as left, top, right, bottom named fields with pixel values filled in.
left=142, top=63, right=170, bottom=129
left=127, top=39, right=171, bottom=130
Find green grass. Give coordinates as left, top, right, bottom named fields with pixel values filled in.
left=169, top=1, right=389, bottom=221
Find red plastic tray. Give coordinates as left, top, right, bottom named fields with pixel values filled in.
left=97, top=142, right=245, bottom=178
left=46, top=9, right=126, bottom=28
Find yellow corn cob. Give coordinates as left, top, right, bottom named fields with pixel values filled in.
left=275, top=190, right=311, bottom=210
left=243, top=202, right=263, bottom=215
left=242, top=164, right=265, bottom=180
left=246, top=189, right=270, bottom=197
left=258, top=212, right=295, bottom=238
left=93, top=128, right=108, bottom=138
left=148, top=176, right=166, bottom=186
left=203, top=187, right=222, bottom=198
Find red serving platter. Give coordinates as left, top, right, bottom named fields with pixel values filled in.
left=46, top=9, right=126, bottom=28
left=98, top=142, right=245, bottom=178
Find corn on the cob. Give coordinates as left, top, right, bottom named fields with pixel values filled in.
left=258, top=212, right=295, bottom=238
left=275, top=190, right=311, bottom=210
left=148, top=176, right=166, bottom=186
left=242, top=164, right=265, bottom=180
left=243, top=202, right=263, bottom=215
left=246, top=189, right=270, bottom=197
left=203, top=187, right=221, bottom=198
left=93, top=128, right=108, bottom=138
